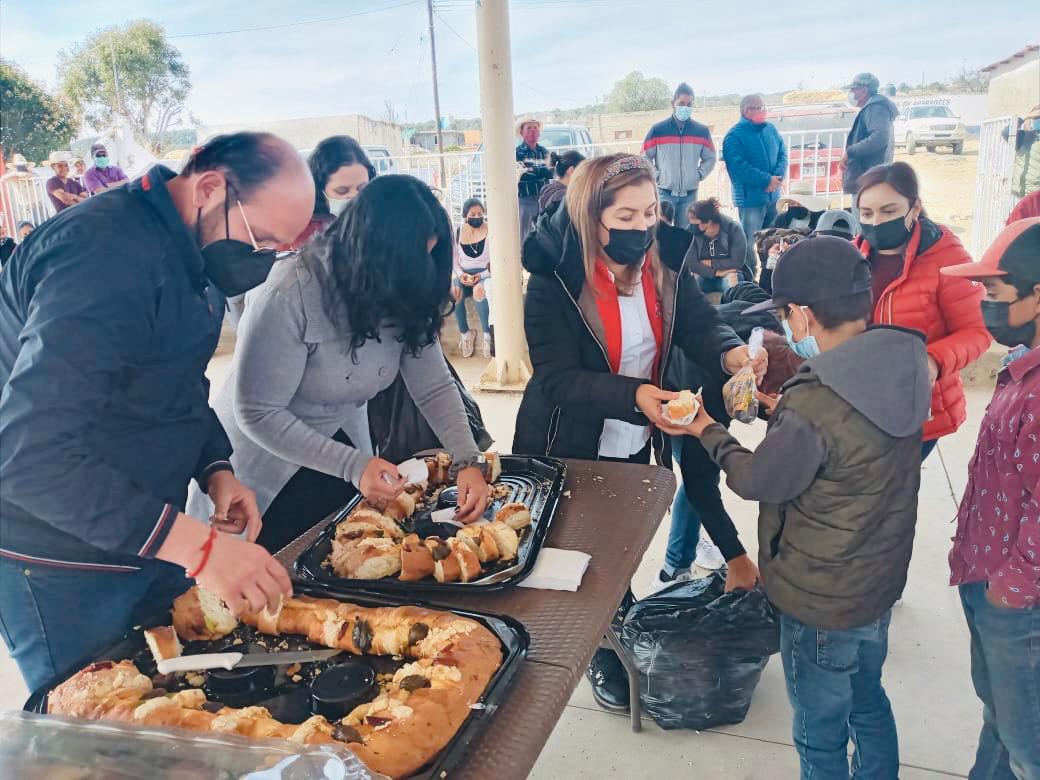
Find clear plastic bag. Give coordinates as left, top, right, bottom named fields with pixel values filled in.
left=723, top=326, right=764, bottom=424
left=0, top=711, right=389, bottom=780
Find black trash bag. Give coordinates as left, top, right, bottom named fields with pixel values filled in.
left=620, top=570, right=780, bottom=731
left=368, top=362, right=493, bottom=465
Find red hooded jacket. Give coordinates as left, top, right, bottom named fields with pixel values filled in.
left=855, top=218, right=990, bottom=441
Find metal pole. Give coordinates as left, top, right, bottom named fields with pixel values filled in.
left=425, top=0, right=448, bottom=190
left=475, top=0, right=531, bottom=390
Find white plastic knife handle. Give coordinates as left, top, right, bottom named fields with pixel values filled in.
left=157, top=652, right=243, bottom=675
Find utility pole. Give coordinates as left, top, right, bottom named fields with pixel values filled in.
left=425, top=0, right=447, bottom=190
left=476, top=0, right=531, bottom=390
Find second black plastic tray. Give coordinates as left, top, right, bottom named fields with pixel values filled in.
left=293, top=455, right=567, bottom=594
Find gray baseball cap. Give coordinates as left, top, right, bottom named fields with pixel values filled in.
left=815, top=209, right=856, bottom=240
left=845, top=72, right=880, bottom=92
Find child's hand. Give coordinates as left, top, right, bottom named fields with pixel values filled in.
left=756, top=391, right=780, bottom=416
left=683, top=397, right=716, bottom=438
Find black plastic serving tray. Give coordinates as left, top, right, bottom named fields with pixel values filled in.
left=293, top=455, right=567, bottom=594
left=24, top=582, right=529, bottom=780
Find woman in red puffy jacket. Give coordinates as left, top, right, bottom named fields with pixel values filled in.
left=855, top=162, right=990, bottom=458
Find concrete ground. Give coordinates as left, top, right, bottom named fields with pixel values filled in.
left=0, top=346, right=995, bottom=779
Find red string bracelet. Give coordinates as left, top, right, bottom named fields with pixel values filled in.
left=186, top=527, right=217, bottom=579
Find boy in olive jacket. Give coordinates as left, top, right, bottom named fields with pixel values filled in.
left=683, top=236, right=932, bottom=779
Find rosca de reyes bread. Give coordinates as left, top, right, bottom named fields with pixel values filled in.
left=49, top=587, right=503, bottom=780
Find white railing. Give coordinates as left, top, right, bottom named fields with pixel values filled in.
left=380, top=129, right=849, bottom=224
left=972, top=116, right=1017, bottom=257
left=0, top=176, right=56, bottom=239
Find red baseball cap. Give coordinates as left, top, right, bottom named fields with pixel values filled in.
left=943, top=217, right=1040, bottom=281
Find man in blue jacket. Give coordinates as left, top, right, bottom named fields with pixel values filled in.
left=643, top=83, right=717, bottom=229
left=0, top=132, right=314, bottom=690
left=723, top=94, right=788, bottom=243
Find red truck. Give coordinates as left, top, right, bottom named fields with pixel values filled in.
left=766, top=103, right=857, bottom=196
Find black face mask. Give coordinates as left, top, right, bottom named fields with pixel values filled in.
left=602, top=227, right=654, bottom=266
left=197, top=188, right=276, bottom=298
left=860, top=213, right=913, bottom=251
left=466, top=216, right=485, bottom=228
left=981, top=299, right=1037, bottom=348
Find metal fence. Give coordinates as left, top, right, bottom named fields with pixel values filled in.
left=1, top=127, right=850, bottom=239
left=381, top=128, right=849, bottom=224
left=0, top=175, right=57, bottom=240
left=972, top=116, right=1018, bottom=257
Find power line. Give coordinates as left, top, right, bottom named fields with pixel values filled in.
left=433, top=10, right=586, bottom=105
left=168, top=0, right=419, bottom=39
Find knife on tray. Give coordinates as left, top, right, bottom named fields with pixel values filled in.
left=157, top=648, right=342, bottom=675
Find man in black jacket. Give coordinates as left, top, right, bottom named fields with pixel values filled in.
left=0, top=132, right=314, bottom=690
left=841, top=73, right=899, bottom=195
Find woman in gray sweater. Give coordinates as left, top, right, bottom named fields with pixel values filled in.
left=188, top=176, right=488, bottom=551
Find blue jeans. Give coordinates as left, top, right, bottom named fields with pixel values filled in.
left=0, top=556, right=190, bottom=692
left=959, top=582, right=1040, bottom=780
left=738, top=202, right=778, bottom=244
left=659, top=188, right=698, bottom=230
left=699, top=274, right=737, bottom=295
left=780, top=611, right=898, bottom=780
left=453, top=281, right=491, bottom=334
left=665, top=440, right=703, bottom=572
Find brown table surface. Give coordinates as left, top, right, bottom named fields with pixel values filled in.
left=275, top=459, right=676, bottom=780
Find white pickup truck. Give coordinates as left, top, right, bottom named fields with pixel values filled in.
left=894, top=104, right=965, bottom=155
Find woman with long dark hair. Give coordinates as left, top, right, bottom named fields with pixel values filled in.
left=854, top=161, right=989, bottom=459
left=453, top=197, right=492, bottom=358
left=284, top=136, right=377, bottom=251
left=188, top=176, right=488, bottom=552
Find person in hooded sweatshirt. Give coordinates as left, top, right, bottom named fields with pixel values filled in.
left=682, top=236, right=932, bottom=779
left=840, top=73, right=899, bottom=195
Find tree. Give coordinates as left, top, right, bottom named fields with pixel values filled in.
left=58, top=20, right=190, bottom=155
left=0, top=59, right=79, bottom=162
left=606, top=71, right=672, bottom=114
left=950, top=66, right=990, bottom=94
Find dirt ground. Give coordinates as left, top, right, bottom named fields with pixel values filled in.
left=893, top=139, right=978, bottom=247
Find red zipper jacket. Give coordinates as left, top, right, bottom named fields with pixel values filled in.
left=855, top=218, right=990, bottom=441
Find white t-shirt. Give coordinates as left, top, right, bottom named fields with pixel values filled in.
left=598, top=279, right=657, bottom=459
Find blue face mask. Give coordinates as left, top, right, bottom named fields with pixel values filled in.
left=94, top=156, right=110, bottom=169
left=674, top=105, right=693, bottom=122
left=782, top=307, right=821, bottom=359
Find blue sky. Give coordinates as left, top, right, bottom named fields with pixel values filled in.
left=1, top=0, right=1035, bottom=128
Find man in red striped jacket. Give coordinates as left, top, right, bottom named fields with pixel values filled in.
left=642, top=83, right=717, bottom=229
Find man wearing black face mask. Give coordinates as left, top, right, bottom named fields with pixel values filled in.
left=0, top=132, right=314, bottom=692
left=941, top=218, right=1040, bottom=780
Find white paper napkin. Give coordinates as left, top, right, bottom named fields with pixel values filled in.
left=397, top=458, right=430, bottom=486
left=518, top=548, right=591, bottom=591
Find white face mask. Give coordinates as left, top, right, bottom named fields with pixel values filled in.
left=847, top=90, right=859, bottom=106
left=328, top=198, right=349, bottom=217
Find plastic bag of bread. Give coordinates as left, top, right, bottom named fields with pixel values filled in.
left=722, top=327, right=764, bottom=424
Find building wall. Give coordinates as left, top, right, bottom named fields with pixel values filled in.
left=986, top=52, right=1040, bottom=118
left=198, top=115, right=407, bottom=155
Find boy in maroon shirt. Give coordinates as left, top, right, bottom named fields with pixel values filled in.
left=941, top=217, right=1040, bottom=779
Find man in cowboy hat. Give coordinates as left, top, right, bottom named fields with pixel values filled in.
left=45, top=151, right=88, bottom=213
left=515, top=117, right=552, bottom=239
left=773, top=180, right=833, bottom=231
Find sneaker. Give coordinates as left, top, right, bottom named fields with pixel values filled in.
left=459, top=331, right=476, bottom=358
left=586, top=648, right=630, bottom=712
left=650, top=567, right=693, bottom=594
left=481, top=332, right=493, bottom=359
left=695, top=536, right=725, bottom=571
